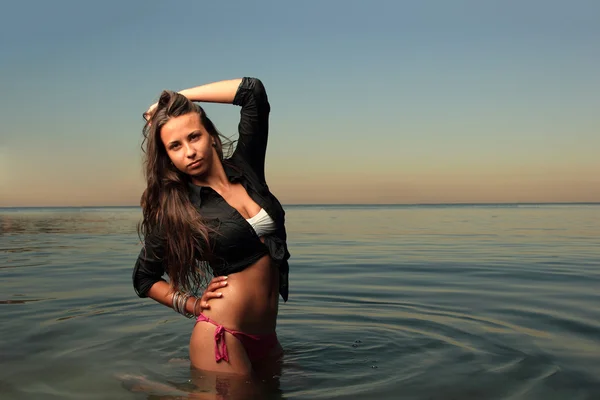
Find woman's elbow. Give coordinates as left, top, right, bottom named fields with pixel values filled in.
left=249, top=78, right=270, bottom=110
left=132, top=261, right=164, bottom=298
left=245, top=77, right=267, bottom=96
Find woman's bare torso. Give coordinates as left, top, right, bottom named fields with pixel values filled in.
left=201, top=253, right=280, bottom=334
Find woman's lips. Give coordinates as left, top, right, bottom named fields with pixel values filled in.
left=187, top=159, right=203, bottom=168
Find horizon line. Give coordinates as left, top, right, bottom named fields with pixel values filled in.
left=1, top=201, right=600, bottom=209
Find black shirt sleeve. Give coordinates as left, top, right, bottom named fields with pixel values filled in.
left=232, top=77, right=271, bottom=183
left=132, top=232, right=167, bottom=298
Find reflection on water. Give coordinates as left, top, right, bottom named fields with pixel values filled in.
left=119, top=367, right=284, bottom=400
left=0, top=204, right=600, bottom=399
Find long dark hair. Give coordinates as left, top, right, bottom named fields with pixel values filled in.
left=138, top=90, right=234, bottom=293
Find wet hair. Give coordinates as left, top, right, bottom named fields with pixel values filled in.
left=138, top=90, right=234, bottom=292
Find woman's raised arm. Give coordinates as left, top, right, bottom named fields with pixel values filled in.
left=178, top=78, right=242, bottom=104
left=144, top=78, right=243, bottom=118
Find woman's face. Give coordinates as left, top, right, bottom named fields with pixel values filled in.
left=160, top=112, right=215, bottom=177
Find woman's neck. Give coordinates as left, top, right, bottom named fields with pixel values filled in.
left=190, top=159, right=230, bottom=192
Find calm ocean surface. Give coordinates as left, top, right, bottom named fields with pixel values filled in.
left=1, top=204, right=599, bottom=399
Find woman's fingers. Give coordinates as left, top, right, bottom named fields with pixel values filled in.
left=204, top=292, right=223, bottom=300
left=143, top=103, right=158, bottom=124
left=146, top=103, right=157, bottom=115
left=201, top=292, right=223, bottom=309
left=206, top=282, right=227, bottom=293
left=206, top=278, right=228, bottom=292
left=199, top=276, right=228, bottom=309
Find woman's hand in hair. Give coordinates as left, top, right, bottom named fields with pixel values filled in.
left=195, top=276, right=228, bottom=313
left=143, top=102, right=158, bottom=124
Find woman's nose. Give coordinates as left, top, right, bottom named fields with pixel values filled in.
left=185, top=143, right=196, bottom=158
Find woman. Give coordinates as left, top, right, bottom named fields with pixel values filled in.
left=132, top=77, right=290, bottom=376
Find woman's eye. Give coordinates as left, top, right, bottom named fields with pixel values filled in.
left=191, top=134, right=200, bottom=141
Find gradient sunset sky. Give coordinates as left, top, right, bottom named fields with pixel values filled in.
left=1, top=0, right=598, bottom=206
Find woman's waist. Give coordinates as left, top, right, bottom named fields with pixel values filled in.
left=202, top=255, right=279, bottom=333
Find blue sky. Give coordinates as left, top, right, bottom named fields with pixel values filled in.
left=1, top=0, right=599, bottom=206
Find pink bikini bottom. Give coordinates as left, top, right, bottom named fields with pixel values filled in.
left=195, top=313, right=279, bottom=363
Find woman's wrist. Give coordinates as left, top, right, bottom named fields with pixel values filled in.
left=185, top=296, right=198, bottom=315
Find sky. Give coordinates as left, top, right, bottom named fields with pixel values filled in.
left=0, top=0, right=599, bottom=206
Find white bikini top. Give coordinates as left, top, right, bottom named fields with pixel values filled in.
left=246, top=208, right=277, bottom=237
